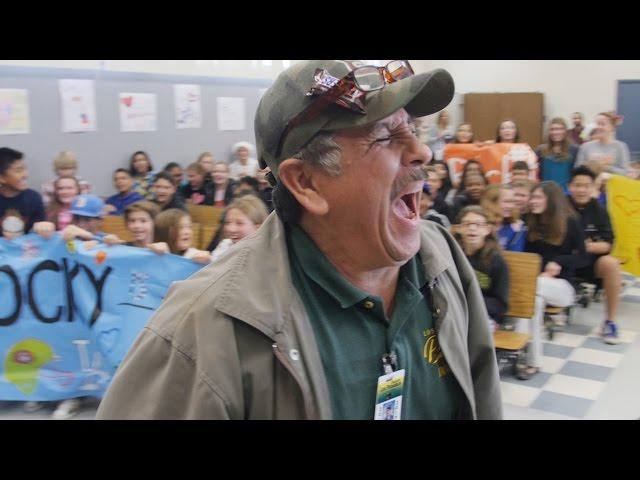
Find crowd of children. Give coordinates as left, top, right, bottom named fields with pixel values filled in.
left=1, top=109, right=638, bottom=413
left=421, top=112, right=638, bottom=380
left=0, top=142, right=274, bottom=418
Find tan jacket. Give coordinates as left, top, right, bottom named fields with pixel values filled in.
left=96, top=214, right=503, bottom=420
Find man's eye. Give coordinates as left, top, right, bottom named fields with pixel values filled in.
left=375, top=137, right=392, bottom=143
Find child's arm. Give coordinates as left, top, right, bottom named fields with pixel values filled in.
left=32, top=221, right=56, bottom=239
left=62, top=225, right=94, bottom=242
left=148, top=242, right=170, bottom=255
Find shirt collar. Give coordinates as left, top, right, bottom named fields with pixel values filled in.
left=287, top=224, right=427, bottom=309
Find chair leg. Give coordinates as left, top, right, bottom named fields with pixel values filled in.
left=544, top=314, right=554, bottom=340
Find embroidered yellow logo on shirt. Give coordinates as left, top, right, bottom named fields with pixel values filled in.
left=423, top=328, right=450, bottom=378
left=474, top=270, right=490, bottom=290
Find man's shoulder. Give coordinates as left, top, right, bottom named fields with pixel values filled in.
left=418, top=220, right=459, bottom=270
left=144, top=254, right=243, bottom=356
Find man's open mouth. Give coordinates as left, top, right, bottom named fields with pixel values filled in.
left=392, top=188, right=420, bottom=220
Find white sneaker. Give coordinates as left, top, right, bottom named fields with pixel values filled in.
left=52, top=398, right=82, bottom=420
left=23, top=401, right=45, bottom=413
left=552, top=314, right=567, bottom=327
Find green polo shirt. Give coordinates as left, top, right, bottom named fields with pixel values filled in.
left=286, top=225, right=466, bottom=420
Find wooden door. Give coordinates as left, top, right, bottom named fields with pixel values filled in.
left=464, top=92, right=544, bottom=147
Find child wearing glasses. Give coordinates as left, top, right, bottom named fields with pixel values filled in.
left=454, top=205, right=509, bottom=333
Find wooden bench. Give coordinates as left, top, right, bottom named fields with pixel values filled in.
left=101, top=215, right=133, bottom=242
left=187, top=205, right=224, bottom=228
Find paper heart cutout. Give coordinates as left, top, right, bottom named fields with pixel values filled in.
left=122, top=96, right=133, bottom=107
left=98, top=328, right=121, bottom=354
left=613, top=195, right=640, bottom=217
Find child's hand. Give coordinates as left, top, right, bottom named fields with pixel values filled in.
left=102, top=204, right=118, bottom=216
left=83, top=240, right=99, bottom=250
left=33, top=221, right=56, bottom=239
left=148, top=242, right=170, bottom=255
left=191, top=250, right=212, bottom=264
left=63, top=225, right=93, bottom=242
left=103, top=234, right=124, bottom=246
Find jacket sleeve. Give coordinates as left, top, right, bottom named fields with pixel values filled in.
left=569, top=144, right=579, bottom=170
left=30, top=190, right=46, bottom=228
left=553, top=216, right=591, bottom=279
left=96, top=325, right=231, bottom=420
left=597, top=204, right=615, bottom=244
left=484, top=254, right=510, bottom=323
left=606, top=143, right=631, bottom=175
left=535, top=146, right=544, bottom=180
left=438, top=226, right=503, bottom=420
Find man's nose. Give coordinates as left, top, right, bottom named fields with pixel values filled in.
left=402, top=133, right=432, bottom=168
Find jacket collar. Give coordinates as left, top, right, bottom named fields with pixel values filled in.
left=214, top=215, right=453, bottom=333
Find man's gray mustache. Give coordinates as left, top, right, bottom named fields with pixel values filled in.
left=390, top=167, right=426, bottom=201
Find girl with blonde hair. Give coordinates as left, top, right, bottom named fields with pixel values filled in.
left=210, top=195, right=269, bottom=261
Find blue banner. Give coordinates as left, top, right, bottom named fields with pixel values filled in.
left=0, top=234, right=203, bottom=401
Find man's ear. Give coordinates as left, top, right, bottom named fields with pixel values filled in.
left=278, top=158, right=329, bottom=216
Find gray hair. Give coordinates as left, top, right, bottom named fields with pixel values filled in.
left=273, top=132, right=343, bottom=224
left=291, top=132, right=342, bottom=176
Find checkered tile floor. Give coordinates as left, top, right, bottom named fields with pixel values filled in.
left=500, top=272, right=640, bottom=419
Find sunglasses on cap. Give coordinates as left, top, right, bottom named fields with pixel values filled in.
left=275, top=60, right=415, bottom=159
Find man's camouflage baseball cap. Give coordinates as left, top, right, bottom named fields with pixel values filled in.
left=255, top=60, right=455, bottom=182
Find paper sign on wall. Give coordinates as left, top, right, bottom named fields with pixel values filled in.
left=217, top=97, right=245, bottom=131
left=119, top=93, right=157, bottom=132
left=59, top=79, right=97, bottom=133
left=174, top=84, right=202, bottom=129
left=0, top=89, right=30, bottom=135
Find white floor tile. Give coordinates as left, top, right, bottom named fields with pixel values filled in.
left=503, top=403, right=577, bottom=420
left=540, top=356, right=567, bottom=374
left=568, top=347, right=624, bottom=368
left=546, top=332, right=586, bottom=348
left=543, top=374, right=606, bottom=401
left=622, top=287, right=640, bottom=298
left=500, top=382, right=540, bottom=408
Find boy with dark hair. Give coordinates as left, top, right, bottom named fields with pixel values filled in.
left=567, top=166, right=622, bottom=344
left=104, top=168, right=145, bottom=215
left=419, top=182, right=450, bottom=228
left=234, top=176, right=260, bottom=197
left=0, top=147, right=45, bottom=237
left=510, top=160, right=530, bottom=182
left=152, top=171, right=187, bottom=212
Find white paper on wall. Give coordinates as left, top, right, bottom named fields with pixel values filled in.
left=59, top=79, right=97, bottom=133
left=119, top=93, right=157, bottom=132
left=174, top=84, right=202, bottom=129
left=0, top=89, right=30, bottom=135
left=217, top=97, right=245, bottom=131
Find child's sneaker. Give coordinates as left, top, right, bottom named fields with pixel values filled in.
left=23, top=401, right=45, bottom=413
left=52, top=398, right=82, bottom=420
left=602, top=320, right=620, bottom=345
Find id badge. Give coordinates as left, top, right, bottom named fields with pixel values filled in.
left=374, top=369, right=405, bottom=420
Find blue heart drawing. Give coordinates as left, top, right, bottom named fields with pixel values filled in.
left=98, top=328, right=121, bottom=355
